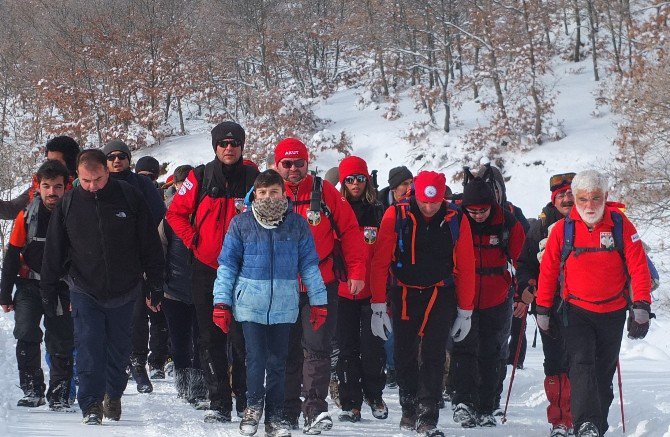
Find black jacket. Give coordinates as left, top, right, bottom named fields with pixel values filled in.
left=0, top=188, right=29, bottom=221
left=40, top=179, right=164, bottom=302
left=110, top=170, right=166, bottom=227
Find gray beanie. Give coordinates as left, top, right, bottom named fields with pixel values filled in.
left=324, top=167, right=340, bottom=186
left=388, top=166, right=413, bottom=190
left=102, top=139, right=131, bottom=160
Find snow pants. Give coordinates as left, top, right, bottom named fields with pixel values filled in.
left=161, top=297, right=200, bottom=370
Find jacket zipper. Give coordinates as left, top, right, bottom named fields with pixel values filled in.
left=94, top=193, right=112, bottom=297
left=267, top=229, right=274, bottom=324
left=476, top=236, right=483, bottom=309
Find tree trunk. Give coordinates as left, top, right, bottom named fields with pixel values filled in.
left=586, top=0, right=600, bottom=81
left=177, top=95, right=185, bottom=135
left=573, top=0, right=582, bottom=62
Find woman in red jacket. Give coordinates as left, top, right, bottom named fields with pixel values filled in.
left=335, top=156, right=389, bottom=423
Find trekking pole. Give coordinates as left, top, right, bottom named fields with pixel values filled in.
left=502, top=306, right=527, bottom=424
left=617, top=360, right=625, bottom=433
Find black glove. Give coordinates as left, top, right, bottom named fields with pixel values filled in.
left=0, top=290, right=13, bottom=307
left=41, top=292, right=58, bottom=318
left=627, top=301, right=653, bottom=340
left=146, top=283, right=164, bottom=308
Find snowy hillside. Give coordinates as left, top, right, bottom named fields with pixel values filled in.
left=1, top=53, right=668, bottom=436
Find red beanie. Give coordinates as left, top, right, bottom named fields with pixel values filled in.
left=338, top=156, right=370, bottom=184
left=551, top=185, right=571, bottom=203
left=414, top=171, right=446, bottom=203
left=274, top=138, right=309, bottom=165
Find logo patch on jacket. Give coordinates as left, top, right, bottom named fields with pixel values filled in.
left=631, top=233, right=640, bottom=243
left=489, top=235, right=500, bottom=246
left=600, top=231, right=614, bottom=249
left=307, top=210, right=321, bottom=226
left=364, top=226, right=378, bottom=244
left=115, top=211, right=127, bottom=218
left=182, top=179, right=193, bottom=191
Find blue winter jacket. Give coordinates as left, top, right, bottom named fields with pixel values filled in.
left=213, top=208, right=327, bottom=325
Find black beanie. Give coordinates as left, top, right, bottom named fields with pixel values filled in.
left=462, top=177, right=495, bottom=207
left=211, top=121, right=245, bottom=150
left=45, top=135, right=80, bottom=176
left=135, top=156, right=160, bottom=178
left=102, top=139, right=131, bottom=160
left=388, top=166, right=413, bottom=190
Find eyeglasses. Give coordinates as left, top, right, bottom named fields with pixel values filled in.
left=466, top=207, right=491, bottom=216
left=107, top=152, right=129, bottom=161
left=550, top=172, right=576, bottom=191
left=216, top=139, right=242, bottom=148
left=344, top=174, right=367, bottom=184
left=280, top=159, right=306, bottom=169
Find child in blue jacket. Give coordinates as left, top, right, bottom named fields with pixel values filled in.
left=213, top=169, right=327, bottom=437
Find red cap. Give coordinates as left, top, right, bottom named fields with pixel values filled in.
left=414, top=171, right=446, bottom=203
left=338, top=156, right=370, bottom=184
left=274, top=138, right=309, bottom=166
left=551, top=185, right=571, bottom=203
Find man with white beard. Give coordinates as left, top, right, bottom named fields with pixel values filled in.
left=535, top=170, right=652, bottom=437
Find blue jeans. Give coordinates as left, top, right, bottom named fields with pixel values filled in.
left=70, top=291, right=135, bottom=413
left=242, top=322, right=291, bottom=423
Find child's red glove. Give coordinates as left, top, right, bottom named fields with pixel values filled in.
left=213, top=303, right=232, bottom=334
left=309, top=305, right=328, bottom=331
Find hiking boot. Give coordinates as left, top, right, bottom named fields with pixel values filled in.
left=175, top=368, right=189, bottom=399
left=265, top=421, right=292, bottom=437
left=416, top=423, right=445, bottom=437
left=303, top=412, right=332, bottom=435
left=328, top=375, right=340, bottom=408
left=366, top=397, right=388, bottom=419
left=240, top=406, right=263, bottom=436
left=386, top=369, right=398, bottom=389
left=186, top=368, right=209, bottom=409
left=453, top=403, right=477, bottom=428
left=399, top=413, right=416, bottom=431
left=149, top=366, right=165, bottom=380
left=47, top=379, right=72, bottom=411
left=477, top=411, right=497, bottom=427
left=103, top=393, right=121, bottom=421
left=204, top=405, right=232, bottom=423
left=284, top=415, right=300, bottom=430
left=82, top=402, right=103, bottom=425
left=130, top=360, right=153, bottom=393
left=338, top=408, right=361, bottom=422
left=550, top=425, right=569, bottom=437
left=576, top=422, right=600, bottom=437
left=17, top=370, right=46, bottom=408
left=164, top=359, right=175, bottom=377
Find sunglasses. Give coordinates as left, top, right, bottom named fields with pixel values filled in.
left=344, top=174, right=367, bottom=184
left=466, top=207, right=491, bottom=216
left=280, top=159, right=306, bottom=169
left=107, top=152, right=129, bottom=161
left=550, top=172, right=576, bottom=191
left=216, top=139, right=242, bottom=148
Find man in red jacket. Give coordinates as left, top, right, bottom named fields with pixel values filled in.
left=536, top=170, right=652, bottom=437
left=370, top=171, right=476, bottom=437
left=165, top=121, right=259, bottom=423
left=274, top=138, right=366, bottom=434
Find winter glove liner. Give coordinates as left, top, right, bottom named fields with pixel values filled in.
left=310, top=305, right=328, bottom=331
left=146, top=283, right=164, bottom=308
left=213, top=304, right=232, bottom=334
left=370, top=302, right=392, bottom=340
left=627, top=301, right=653, bottom=340
left=450, top=308, right=472, bottom=342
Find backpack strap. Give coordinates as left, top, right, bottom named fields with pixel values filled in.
left=24, top=197, right=44, bottom=246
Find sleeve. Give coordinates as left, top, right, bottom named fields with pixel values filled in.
left=535, top=220, right=564, bottom=308
left=323, top=182, right=366, bottom=281
left=135, top=191, right=165, bottom=290
left=0, top=245, right=22, bottom=301
left=141, top=176, right=167, bottom=227
left=212, top=217, right=244, bottom=307
left=40, top=201, right=70, bottom=299
left=622, top=218, right=652, bottom=304
left=513, top=205, right=531, bottom=234
left=0, top=188, right=29, bottom=220
left=297, top=218, right=327, bottom=306
left=165, top=170, right=199, bottom=249
left=157, top=220, right=168, bottom=256
left=515, top=220, right=542, bottom=293
left=369, top=206, right=398, bottom=299
left=453, top=213, right=475, bottom=311
left=508, top=220, right=526, bottom=269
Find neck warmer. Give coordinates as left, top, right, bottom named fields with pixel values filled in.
left=252, top=197, right=289, bottom=229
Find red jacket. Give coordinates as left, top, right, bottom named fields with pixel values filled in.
left=470, top=205, right=525, bottom=309
left=286, top=175, right=366, bottom=285
left=370, top=202, right=476, bottom=311
left=536, top=205, right=651, bottom=313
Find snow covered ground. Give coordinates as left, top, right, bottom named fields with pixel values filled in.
left=1, top=54, right=668, bottom=436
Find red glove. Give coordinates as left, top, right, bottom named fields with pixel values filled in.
left=213, top=304, right=232, bottom=334
left=309, top=305, right=328, bottom=331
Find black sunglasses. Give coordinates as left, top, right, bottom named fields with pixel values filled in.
left=280, top=159, right=306, bottom=169
left=344, top=174, right=367, bottom=184
left=216, top=139, right=242, bottom=148
left=107, top=152, right=129, bottom=161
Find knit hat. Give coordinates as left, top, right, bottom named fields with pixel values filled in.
left=338, top=156, right=370, bottom=185
left=388, top=166, right=413, bottom=190
left=102, top=139, right=131, bottom=160
left=324, top=167, right=340, bottom=186
left=45, top=135, right=80, bottom=176
left=211, top=121, right=245, bottom=150
left=551, top=185, right=571, bottom=203
left=274, top=138, right=309, bottom=165
left=550, top=172, right=576, bottom=203
left=414, top=171, right=446, bottom=203
left=172, top=165, right=193, bottom=184
left=135, top=156, right=160, bottom=178
left=462, top=177, right=495, bottom=207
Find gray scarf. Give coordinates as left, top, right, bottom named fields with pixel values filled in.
left=252, top=197, right=289, bottom=229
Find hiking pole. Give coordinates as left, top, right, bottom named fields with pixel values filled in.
left=502, top=306, right=527, bottom=424
left=617, top=360, right=625, bottom=433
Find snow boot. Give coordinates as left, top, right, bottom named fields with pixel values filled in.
left=164, top=358, right=175, bottom=377
left=46, top=378, right=72, bottom=411
left=366, top=397, right=388, bottom=419
left=386, top=369, right=398, bottom=389
left=550, top=425, right=570, bottom=437
left=149, top=365, right=165, bottom=380
left=82, top=402, right=103, bottom=425
left=186, top=368, right=209, bottom=410
left=303, top=411, right=333, bottom=435
left=240, top=406, right=263, bottom=436
left=576, top=422, right=600, bottom=437
left=175, top=368, right=189, bottom=399
left=103, top=393, right=122, bottom=421
left=477, top=411, right=497, bottom=427
left=338, top=408, right=361, bottom=422
left=453, top=403, right=477, bottom=428
left=204, top=401, right=232, bottom=423
left=130, top=358, right=153, bottom=393
left=416, top=423, right=445, bottom=437
left=265, top=420, right=292, bottom=437
left=17, top=369, right=46, bottom=408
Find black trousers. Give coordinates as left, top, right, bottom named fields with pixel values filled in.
left=564, top=304, right=626, bottom=435
left=336, top=296, right=386, bottom=411
left=131, top=284, right=170, bottom=368
left=161, top=297, right=200, bottom=370
left=13, top=279, right=73, bottom=385
left=390, top=285, right=456, bottom=427
left=192, top=259, right=246, bottom=411
left=507, top=313, right=527, bottom=366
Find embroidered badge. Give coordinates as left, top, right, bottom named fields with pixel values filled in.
left=364, top=226, right=378, bottom=244
left=307, top=210, right=321, bottom=226
left=600, top=231, right=614, bottom=249
left=631, top=233, right=640, bottom=243
left=183, top=178, right=193, bottom=190
left=489, top=235, right=500, bottom=246
left=424, top=185, right=437, bottom=198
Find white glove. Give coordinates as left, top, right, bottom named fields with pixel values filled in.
left=370, top=302, right=392, bottom=340
left=537, top=222, right=556, bottom=263
left=450, top=308, right=472, bottom=342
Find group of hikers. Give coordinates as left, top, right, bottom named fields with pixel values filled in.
left=0, top=121, right=658, bottom=437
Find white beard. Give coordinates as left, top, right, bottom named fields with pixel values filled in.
left=576, top=202, right=606, bottom=226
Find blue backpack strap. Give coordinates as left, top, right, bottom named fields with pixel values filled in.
left=446, top=202, right=461, bottom=244
left=611, top=210, right=625, bottom=259
left=560, top=216, right=574, bottom=265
